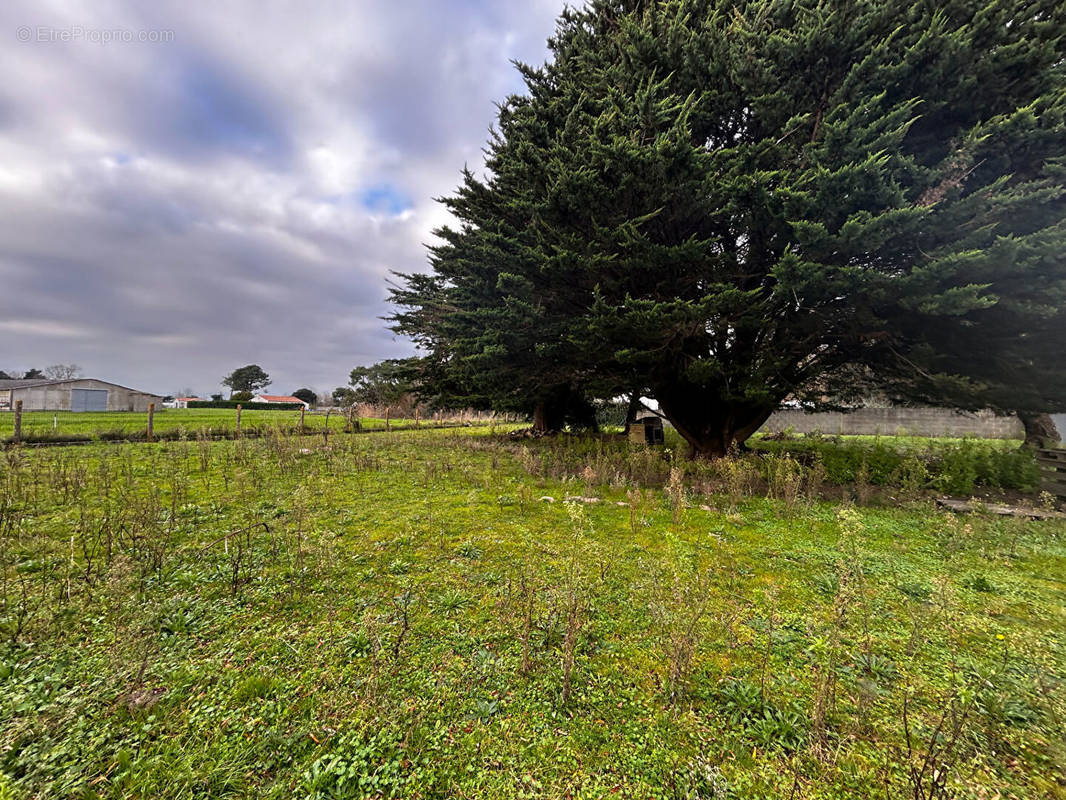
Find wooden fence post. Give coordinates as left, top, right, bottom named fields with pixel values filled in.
left=345, top=405, right=353, bottom=433
left=323, top=408, right=332, bottom=446
left=385, top=406, right=391, bottom=431
left=13, top=400, right=22, bottom=444
left=147, top=402, right=155, bottom=442
left=414, top=407, right=420, bottom=428
left=300, top=404, right=306, bottom=433
left=236, top=404, right=242, bottom=438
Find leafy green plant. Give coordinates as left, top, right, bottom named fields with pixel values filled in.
left=454, top=541, right=483, bottom=560
left=963, top=574, right=998, bottom=594
left=433, top=588, right=470, bottom=616
left=302, top=730, right=414, bottom=799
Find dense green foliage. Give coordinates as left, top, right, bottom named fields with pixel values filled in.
left=2, top=430, right=1064, bottom=798
left=752, top=434, right=1041, bottom=494
left=186, top=401, right=306, bottom=411
left=222, top=365, right=271, bottom=397
left=348, top=360, right=417, bottom=410
left=391, top=0, right=1066, bottom=456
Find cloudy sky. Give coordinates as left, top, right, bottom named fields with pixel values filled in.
left=0, top=0, right=567, bottom=397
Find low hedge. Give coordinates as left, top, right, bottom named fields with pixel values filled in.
left=185, top=401, right=305, bottom=411
left=754, top=434, right=1040, bottom=493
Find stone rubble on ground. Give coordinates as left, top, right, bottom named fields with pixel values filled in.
left=935, top=497, right=1064, bottom=520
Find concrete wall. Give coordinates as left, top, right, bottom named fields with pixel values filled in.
left=1054, top=414, right=1066, bottom=444
left=12, top=379, right=161, bottom=412
left=759, top=407, right=1026, bottom=439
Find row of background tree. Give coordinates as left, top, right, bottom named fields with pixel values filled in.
left=0, top=364, right=83, bottom=381
left=207, top=363, right=418, bottom=414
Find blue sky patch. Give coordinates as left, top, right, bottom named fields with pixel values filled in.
left=359, top=184, right=414, bottom=215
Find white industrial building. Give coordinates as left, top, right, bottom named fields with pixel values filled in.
left=0, top=378, right=162, bottom=412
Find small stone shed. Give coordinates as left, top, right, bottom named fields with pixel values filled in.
left=0, top=378, right=162, bottom=413
left=628, top=416, right=665, bottom=446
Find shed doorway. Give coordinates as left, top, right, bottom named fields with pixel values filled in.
left=71, top=388, right=108, bottom=412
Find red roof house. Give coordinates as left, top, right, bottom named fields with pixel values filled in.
left=252, top=394, right=309, bottom=408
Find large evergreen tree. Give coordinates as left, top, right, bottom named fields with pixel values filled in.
left=391, top=0, right=1066, bottom=456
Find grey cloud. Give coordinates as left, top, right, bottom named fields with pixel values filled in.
left=0, top=0, right=568, bottom=394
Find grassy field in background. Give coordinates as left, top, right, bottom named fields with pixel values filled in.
left=1, top=409, right=1034, bottom=449
left=0, top=408, right=467, bottom=442
left=1, top=428, right=1063, bottom=798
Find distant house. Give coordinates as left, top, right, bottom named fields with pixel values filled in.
left=252, top=394, right=309, bottom=409
left=172, top=397, right=202, bottom=409
left=0, top=378, right=162, bottom=412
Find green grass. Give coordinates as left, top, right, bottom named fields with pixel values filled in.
left=1, top=429, right=1064, bottom=798
left=0, top=408, right=465, bottom=444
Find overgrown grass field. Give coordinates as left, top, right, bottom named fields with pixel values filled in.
left=1, top=429, right=1063, bottom=798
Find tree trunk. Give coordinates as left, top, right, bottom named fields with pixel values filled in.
left=657, top=389, right=775, bottom=458
left=532, top=388, right=593, bottom=434
left=531, top=399, right=565, bottom=434
left=532, top=401, right=549, bottom=434
left=621, top=393, right=641, bottom=436
left=1018, top=411, right=1060, bottom=449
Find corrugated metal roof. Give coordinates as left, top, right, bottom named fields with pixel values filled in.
left=0, top=379, right=56, bottom=389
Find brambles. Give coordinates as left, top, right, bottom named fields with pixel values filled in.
left=892, top=455, right=931, bottom=500
left=715, top=455, right=761, bottom=508
left=517, top=572, right=537, bottom=676
left=805, top=456, right=827, bottom=507
left=898, top=684, right=978, bottom=800
left=854, top=460, right=872, bottom=505
left=558, top=502, right=594, bottom=705
left=764, top=453, right=804, bottom=514
left=643, top=530, right=737, bottom=709
left=389, top=590, right=415, bottom=660
left=626, top=487, right=650, bottom=535
left=666, top=467, right=686, bottom=524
